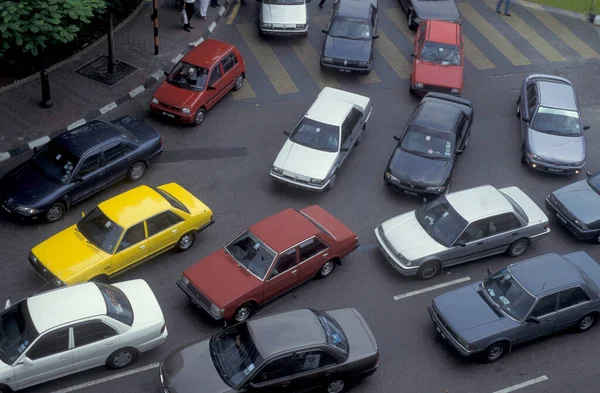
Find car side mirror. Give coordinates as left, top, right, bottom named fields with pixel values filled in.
left=322, top=29, right=328, bottom=34
left=20, top=357, right=34, bottom=366
left=163, top=71, right=169, bottom=76
left=340, top=147, right=350, bottom=152
left=33, top=146, right=39, bottom=153
left=248, top=382, right=258, bottom=389
left=81, top=211, right=86, bottom=218
left=393, top=135, right=400, bottom=141
left=584, top=125, right=590, bottom=130
left=586, top=171, right=592, bottom=178
left=5, top=298, right=11, bottom=310
left=455, top=241, right=466, bottom=247
left=411, top=53, right=417, bottom=58
left=373, top=34, right=379, bottom=39
left=283, top=130, right=290, bottom=136
left=522, top=116, right=530, bottom=123
left=526, top=316, right=540, bottom=324
left=455, top=150, right=463, bottom=156
left=207, top=85, right=216, bottom=90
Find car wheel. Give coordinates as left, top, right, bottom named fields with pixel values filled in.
left=576, top=313, right=596, bottom=332
left=327, top=379, right=345, bottom=393
left=234, top=303, right=255, bottom=322
left=127, top=161, right=146, bottom=182
left=516, top=97, right=521, bottom=117
left=45, top=203, right=66, bottom=223
left=0, top=384, right=11, bottom=393
left=193, top=108, right=206, bottom=126
left=408, top=12, right=416, bottom=30
left=175, top=231, right=196, bottom=252
left=484, top=342, right=507, bottom=363
left=90, top=274, right=109, bottom=283
left=507, top=239, right=529, bottom=257
left=417, top=261, right=441, bottom=280
left=326, top=172, right=337, bottom=191
left=233, top=75, right=244, bottom=91
left=521, top=149, right=527, bottom=165
left=595, top=233, right=600, bottom=244
left=106, top=348, right=137, bottom=369
left=318, top=260, right=336, bottom=278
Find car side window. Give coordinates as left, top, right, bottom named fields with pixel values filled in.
left=527, top=85, right=537, bottom=113
left=293, top=350, right=338, bottom=373
left=487, top=214, right=513, bottom=236
left=103, top=142, right=133, bottom=165
left=221, top=52, right=238, bottom=74
left=507, top=213, right=522, bottom=230
left=455, top=115, right=467, bottom=141
left=26, top=327, right=70, bottom=360
left=558, top=287, right=590, bottom=310
left=341, top=108, right=361, bottom=145
left=269, top=249, right=297, bottom=279
left=77, top=151, right=102, bottom=177
left=253, top=355, right=294, bottom=383
left=209, top=65, right=222, bottom=86
left=530, top=293, right=558, bottom=317
left=146, top=211, right=183, bottom=237
left=73, top=320, right=118, bottom=347
left=299, top=238, right=328, bottom=262
left=117, top=222, right=146, bottom=252
left=457, top=219, right=490, bottom=243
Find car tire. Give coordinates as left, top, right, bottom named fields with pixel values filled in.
left=595, top=233, right=600, bottom=244
left=521, top=149, right=527, bottom=165
left=326, top=172, right=338, bottom=191
left=175, top=231, right=196, bottom=252
left=327, top=379, right=346, bottom=393
left=127, top=161, right=146, bottom=182
left=90, top=274, right=109, bottom=283
left=233, top=75, right=244, bottom=91
left=576, top=313, right=596, bottom=332
left=234, top=303, right=255, bottom=322
left=516, top=97, right=521, bottom=117
left=484, top=342, right=507, bottom=363
left=408, top=11, right=417, bottom=30
left=0, top=384, right=11, bottom=393
left=318, top=260, right=336, bottom=278
left=507, top=239, right=529, bottom=257
left=45, top=203, right=66, bottom=223
left=193, top=108, right=206, bottom=126
left=417, top=261, right=441, bottom=280
left=106, top=347, right=137, bottom=369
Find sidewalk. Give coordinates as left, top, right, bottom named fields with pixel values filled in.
left=0, top=0, right=235, bottom=161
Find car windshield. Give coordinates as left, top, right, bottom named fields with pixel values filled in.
left=167, top=61, right=209, bottom=92
left=31, top=141, right=79, bottom=184
left=415, top=197, right=468, bottom=247
left=264, top=0, right=304, bottom=4
left=400, top=125, right=454, bottom=160
left=210, top=323, right=264, bottom=388
left=225, top=230, right=276, bottom=280
left=314, top=310, right=349, bottom=354
left=76, top=207, right=124, bottom=254
left=531, top=106, right=581, bottom=136
left=482, top=268, right=536, bottom=321
left=290, top=118, right=339, bottom=153
left=329, top=17, right=371, bottom=40
left=0, top=301, right=39, bottom=364
left=96, top=283, right=134, bottom=326
left=420, top=42, right=461, bottom=66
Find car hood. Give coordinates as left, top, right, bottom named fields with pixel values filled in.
left=553, top=180, right=600, bottom=224
left=528, top=129, right=585, bottom=163
left=323, top=36, right=371, bottom=62
left=380, top=211, right=446, bottom=260
left=414, top=62, right=462, bottom=89
left=388, top=148, right=452, bottom=187
left=184, top=249, right=262, bottom=308
left=154, top=82, right=201, bottom=109
left=414, top=0, right=461, bottom=21
left=261, top=3, right=307, bottom=24
left=112, top=279, right=165, bottom=327
left=31, top=225, right=107, bottom=283
left=161, top=339, right=233, bottom=393
left=0, top=162, right=61, bottom=208
left=273, top=139, right=337, bottom=180
left=434, top=282, right=507, bottom=341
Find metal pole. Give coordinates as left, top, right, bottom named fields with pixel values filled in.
left=152, top=0, right=159, bottom=55
left=39, top=69, right=53, bottom=109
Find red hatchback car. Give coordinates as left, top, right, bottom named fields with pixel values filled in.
left=410, top=20, right=463, bottom=96
left=150, top=39, right=246, bottom=126
left=178, top=205, right=359, bottom=322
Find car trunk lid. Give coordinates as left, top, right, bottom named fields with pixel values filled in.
left=299, top=205, right=356, bottom=241
left=157, top=183, right=212, bottom=217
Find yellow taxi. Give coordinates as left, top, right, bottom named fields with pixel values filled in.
left=29, top=183, right=214, bottom=286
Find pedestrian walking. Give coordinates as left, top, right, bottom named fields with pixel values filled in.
left=200, top=0, right=209, bottom=20
left=183, top=0, right=195, bottom=31
left=495, top=0, right=512, bottom=16
left=210, top=0, right=220, bottom=8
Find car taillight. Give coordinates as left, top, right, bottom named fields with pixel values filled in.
left=160, top=323, right=166, bottom=333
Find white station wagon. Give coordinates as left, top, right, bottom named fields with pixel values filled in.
left=0, top=280, right=167, bottom=391
left=270, top=87, right=372, bottom=191
left=259, top=0, right=310, bottom=36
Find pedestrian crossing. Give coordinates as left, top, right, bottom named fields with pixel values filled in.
left=223, top=3, right=600, bottom=102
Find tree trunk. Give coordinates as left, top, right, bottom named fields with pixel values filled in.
left=106, top=6, right=115, bottom=74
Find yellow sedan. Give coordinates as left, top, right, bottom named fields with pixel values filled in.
left=29, top=183, right=214, bottom=286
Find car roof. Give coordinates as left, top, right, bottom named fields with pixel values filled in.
left=414, top=101, right=461, bottom=133
left=337, top=0, right=372, bottom=18
left=446, top=185, right=513, bottom=222
left=426, top=20, right=460, bottom=45
left=54, top=121, right=121, bottom=157
left=248, top=309, right=326, bottom=359
left=182, top=38, right=234, bottom=69
left=537, top=81, right=577, bottom=111
left=98, top=185, right=170, bottom=228
left=250, top=209, right=319, bottom=253
left=509, top=254, right=583, bottom=297
left=27, top=282, right=105, bottom=333
left=305, top=95, right=352, bottom=127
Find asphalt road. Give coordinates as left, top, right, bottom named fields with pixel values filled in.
left=3, top=1, right=600, bottom=393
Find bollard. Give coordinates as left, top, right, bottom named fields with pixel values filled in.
left=39, top=69, right=53, bottom=109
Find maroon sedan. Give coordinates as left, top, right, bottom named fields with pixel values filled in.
left=177, top=205, right=359, bottom=322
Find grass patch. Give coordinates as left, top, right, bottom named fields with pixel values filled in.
left=525, top=0, right=600, bottom=14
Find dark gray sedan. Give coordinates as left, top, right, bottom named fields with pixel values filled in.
left=517, top=74, right=590, bottom=175
left=429, top=252, right=600, bottom=362
left=399, top=0, right=461, bottom=30
left=159, top=308, right=378, bottom=393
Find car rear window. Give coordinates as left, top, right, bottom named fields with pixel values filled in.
left=500, top=192, right=529, bottom=224
left=155, top=188, right=190, bottom=214
left=297, top=210, right=335, bottom=239
left=96, top=283, right=134, bottom=326
left=313, top=310, right=349, bottom=354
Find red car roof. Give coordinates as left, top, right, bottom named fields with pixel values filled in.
left=426, top=20, right=460, bottom=46
left=182, top=38, right=234, bottom=69
left=250, top=209, right=318, bottom=253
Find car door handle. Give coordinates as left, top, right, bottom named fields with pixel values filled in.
left=281, top=382, right=291, bottom=387
left=546, top=318, right=554, bottom=322
left=581, top=306, right=589, bottom=310
left=105, top=342, right=115, bottom=346
left=476, top=242, right=483, bottom=245
left=99, top=171, right=105, bottom=176
left=512, top=232, right=519, bottom=236
left=171, top=229, right=178, bottom=233
left=325, top=372, right=333, bottom=377
left=60, top=356, right=70, bottom=360
left=323, top=253, right=329, bottom=257
left=292, top=270, right=297, bottom=274
left=140, top=245, right=146, bottom=249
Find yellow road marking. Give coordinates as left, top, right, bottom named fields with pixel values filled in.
left=383, top=8, right=414, bottom=42
left=226, top=1, right=240, bottom=25
left=375, top=30, right=411, bottom=79
left=462, top=36, right=496, bottom=70
left=291, top=40, right=341, bottom=89
left=232, top=79, right=256, bottom=100
left=527, top=8, right=600, bottom=59
left=236, top=24, right=298, bottom=94
left=483, top=0, right=565, bottom=62
left=458, top=3, right=531, bottom=66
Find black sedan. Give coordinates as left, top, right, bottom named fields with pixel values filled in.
left=399, top=0, right=461, bottom=30
left=0, top=116, right=162, bottom=223
left=320, top=0, right=379, bottom=74
left=384, top=93, right=472, bottom=198
left=159, top=308, right=379, bottom=393
left=546, top=172, right=600, bottom=243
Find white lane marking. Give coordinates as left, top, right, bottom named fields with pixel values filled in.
left=208, top=21, right=217, bottom=32
left=99, top=102, right=117, bottom=114
left=171, top=53, right=184, bottom=63
left=28, top=136, right=50, bottom=150
left=50, top=363, right=160, bottom=393
left=190, top=37, right=204, bottom=47
left=150, top=69, right=165, bottom=81
left=492, top=376, right=548, bottom=393
left=0, top=152, right=11, bottom=161
left=218, top=6, right=226, bottom=16
left=393, top=276, right=471, bottom=300
left=67, top=119, right=86, bottom=130
left=128, top=85, right=145, bottom=98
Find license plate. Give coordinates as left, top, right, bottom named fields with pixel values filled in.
left=548, top=168, right=564, bottom=173
left=556, top=213, right=568, bottom=225
left=162, top=111, right=175, bottom=118
left=404, top=190, right=418, bottom=196
left=339, top=69, right=351, bottom=73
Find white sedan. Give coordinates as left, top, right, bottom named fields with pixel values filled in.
left=259, top=0, right=310, bottom=37
left=270, top=87, right=372, bottom=191
left=0, top=279, right=167, bottom=391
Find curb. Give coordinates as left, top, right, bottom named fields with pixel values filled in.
left=0, top=0, right=235, bottom=162
left=516, top=0, right=589, bottom=21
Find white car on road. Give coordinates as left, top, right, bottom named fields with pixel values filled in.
left=270, top=87, right=372, bottom=191
left=259, top=0, right=310, bottom=36
left=0, top=279, right=167, bottom=391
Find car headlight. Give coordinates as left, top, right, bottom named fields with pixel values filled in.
left=310, top=178, right=323, bottom=185
left=527, top=152, right=545, bottom=162
left=209, top=303, right=224, bottom=318
left=29, top=252, right=38, bottom=264
left=414, top=82, right=423, bottom=89
left=385, top=171, right=399, bottom=183
left=296, top=24, right=307, bottom=29
left=182, top=108, right=191, bottom=114
left=151, top=97, right=159, bottom=104
left=261, top=23, right=273, bottom=29
left=322, top=57, right=334, bottom=63
left=15, top=205, right=38, bottom=214
left=358, top=61, right=370, bottom=67
left=571, top=161, right=585, bottom=167
left=271, top=166, right=283, bottom=175
left=426, top=186, right=446, bottom=192
left=451, top=88, right=460, bottom=94
left=180, top=274, right=189, bottom=286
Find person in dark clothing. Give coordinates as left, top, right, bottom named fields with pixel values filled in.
left=183, top=0, right=196, bottom=31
